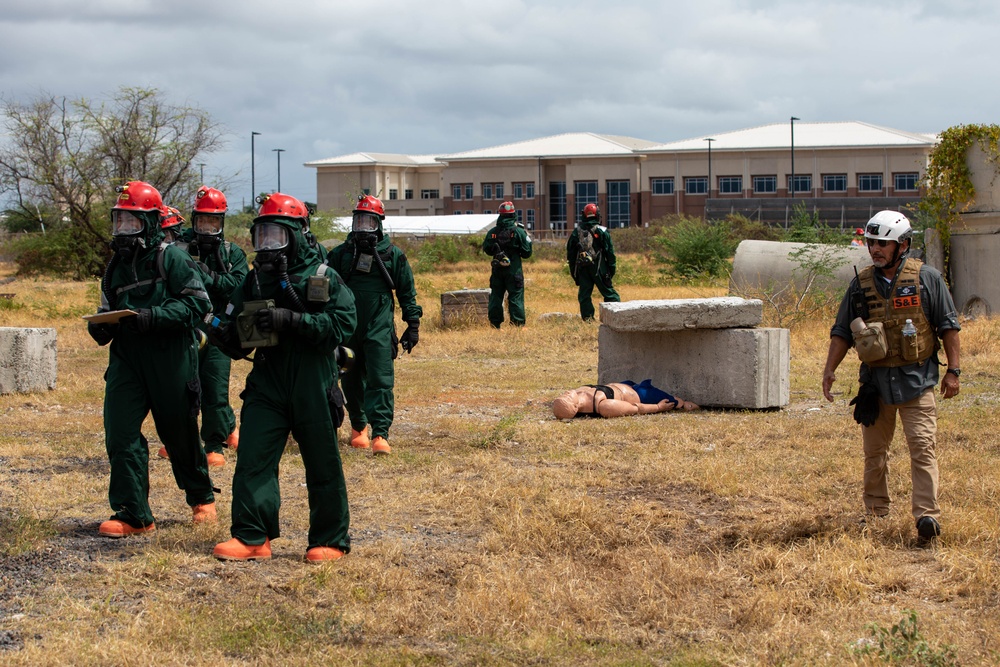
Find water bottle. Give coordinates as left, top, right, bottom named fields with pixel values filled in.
left=901, top=318, right=918, bottom=360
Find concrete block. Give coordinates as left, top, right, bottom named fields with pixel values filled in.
left=597, top=326, right=789, bottom=409
left=600, top=297, right=762, bottom=332
left=0, top=327, right=57, bottom=395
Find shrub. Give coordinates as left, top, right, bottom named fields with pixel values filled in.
left=7, top=228, right=108, bottom=280
left=654, top=216, right=736, bottom=278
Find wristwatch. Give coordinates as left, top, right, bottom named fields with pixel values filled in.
left=946, top=368, right=961, bottom=377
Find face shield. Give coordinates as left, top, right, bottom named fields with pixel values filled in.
left=252, top=222, right=291, bottom=252
left=352, top=212, right=381, bottom=234
left=193, top=213, right=224, bottom=236
left=112, top=210, right=145, bottom=237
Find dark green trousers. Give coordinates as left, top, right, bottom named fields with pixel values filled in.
left=342, top=291, right=396, bottom=439
left=577, top=272, right=620, bottom=320
left=199, top=344, right=236, bottom=454
left=489, top=269, right=526, bottom=326
left=104, top=332, right=214, bottom=528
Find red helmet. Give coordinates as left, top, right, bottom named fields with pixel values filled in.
left=194, top=186, right=228, bottom=214
left=159, top=206, right=185, bottom=229
left=256, top=192, right=308, bottom=220
left=582, top=203, right=600, bottom=221
left=354, top=194, right=385, bottom=219
left=114, top=181, right=163, bottom=212
left=498, top=201, right=516, bottom=217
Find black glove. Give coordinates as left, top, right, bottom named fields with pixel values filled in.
left=207, top=322, right=250, bottom=360
left=849, top=383, right=880, bottom=427
left=134, top=308, right=154, bottom=333
left=400, top=321, right=419, bottom=353
left=87, top=321, right=115, bottom=346
left=256, top=307, right=301, bottom=333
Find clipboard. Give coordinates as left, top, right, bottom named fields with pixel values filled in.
left=82, top=309, right=137, bottom=324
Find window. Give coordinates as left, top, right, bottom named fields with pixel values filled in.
left=526, top=209, right=535, bottom=229
left=388, top=189, right=398, bottom=200
left=549, top=181, right=566, bottom=228
left=404, top=189, right=413, bottom=200
left=495, top=184, right=503, bottom=199
left=452, top=185, right=462, bottom=200
left=516, top=209, right=523, bottom=224
left=453, top=211, right=461, bottom=215
left=465, top=210, right=473, bottom=215
left=753, top=176, right=777, bottom=194
left=858, top=174, right=883, bottom=192
left=607, top=180, right=630, bottom=229
left=526, top=183, right=535, bottom=198
left=420, top=189, right=439, bottom=199
left=788, top=175, right=811, bottom=194
left=464, top=184, right=473, bottom=200
left=483, top=184, right=493, bottom=200
left=575, top=181, right=598, bottom=222
left=719, top=176, right=742, bottom=195
left=823, top=174, right=847, bottom=192
left=685, top=177, right=708, bottom=195
left=894, top=172, right=918, bottom=191
left=513, top=183, right=523, bottom=199
left=651, top=177, right=674, bottom=195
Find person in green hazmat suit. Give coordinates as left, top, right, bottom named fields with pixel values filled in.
left=86, top=180, right=217, bottom=538
left=482, top=201, right=533, bottom=327
left=207, top=192, right=357, bottom=563
left=327, top=195, right=422, bottom=456
left=566, top=203, right=619, bottom=320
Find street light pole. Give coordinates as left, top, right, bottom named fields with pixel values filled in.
left=198, top=163, right=206, bottom=183
left=251, top=131, right=261, bottom=208
left=273, top=148, right=285, bottom=192
left=704, top=138, right=715, bottom=201
left=790, top=117, right=800, bottom=197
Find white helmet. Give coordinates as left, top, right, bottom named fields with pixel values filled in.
left=865, top=210, right=912, bottom=244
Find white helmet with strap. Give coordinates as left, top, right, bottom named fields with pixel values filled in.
left=865, top=210, right=912, bottom=244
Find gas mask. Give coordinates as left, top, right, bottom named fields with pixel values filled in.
left=251, top=221, right=293, bottom=274
left=111, top=209, right=148, bottom=262
left=352, top=211, right=381, bottom=253
left=193, top=213, right=224, bottom=256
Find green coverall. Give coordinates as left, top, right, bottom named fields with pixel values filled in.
left=216, top=219, right=357, bottom=551
left=567, top=221, right=620, bottom=320
left=90, top=217, right=215, bottom=529
left=328, top=231, right=422, bottom=441
left=482, top=215, right=533, bottom=327
left=189, top=238, right=248, bottom=455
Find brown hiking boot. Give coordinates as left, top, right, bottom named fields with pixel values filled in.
left=305, top=546, right=345, bottom=563
left=225, top=429, right=239, bottom=451
left=99, top=519, right=156, bottom=538
left=350, top=427, right=370, bottom=449
left=157, top=446, right=169, bottom=460
left=192, top=502, right=217, bottom=524
left=213, top=537, right=271, bottom=561
left=372, top=436, right=391, bottom=456
left=206, top=452, right=226, bottom=467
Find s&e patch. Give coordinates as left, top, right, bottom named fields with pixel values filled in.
left=893, top=284, right=920, bottom=309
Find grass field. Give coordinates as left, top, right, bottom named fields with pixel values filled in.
left=1, top=254, right=999, bottom=666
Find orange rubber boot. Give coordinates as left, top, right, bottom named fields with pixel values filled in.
left=206, top=452, right=226, bottom=467
left=306, top=546, right=346, bottom=563
left=213, top=537, right=271, bottom=561
left=350, top=427, right=370, bottom=449
left=99, top=519, right=156, bottom=538
left=372, top=436, right=391, bottom=456
left=225, top=429, right=239, bottom=451
left=157, top=446, right=169, bottom=460
left=192, top=502, right=217, bottom=524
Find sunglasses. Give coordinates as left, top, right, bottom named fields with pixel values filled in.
left=866, top=239, right=891, bottom=248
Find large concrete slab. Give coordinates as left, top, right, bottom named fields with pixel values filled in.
left=0, top=327, right=57, bottom=394
left=600, top=297, right=762, bottom=332
left=597, top=326, right=789, bottom=409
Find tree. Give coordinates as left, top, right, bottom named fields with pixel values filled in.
left=0, top=87, right=225, bottom=277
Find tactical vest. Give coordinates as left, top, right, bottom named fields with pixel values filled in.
left=858, top=258, right=936, bottom=367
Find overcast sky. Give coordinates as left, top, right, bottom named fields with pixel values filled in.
left=2, top=0, right=996, bottom=210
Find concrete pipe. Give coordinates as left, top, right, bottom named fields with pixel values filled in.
left=729, top=240, right=872, bottom=295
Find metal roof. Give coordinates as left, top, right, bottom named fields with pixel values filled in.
left=305, top=152, right=441, bottom=168
left=437, top=132, right=660, bottom=161
left=644, top=121, right=938, bottom=152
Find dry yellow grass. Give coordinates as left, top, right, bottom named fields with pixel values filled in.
left=1, top=256, right=999, bottom=666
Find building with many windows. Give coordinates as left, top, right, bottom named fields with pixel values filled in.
left=305, top=122, right=937, bottom=234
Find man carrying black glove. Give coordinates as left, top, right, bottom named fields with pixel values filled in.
left=822, top=211, right=961, bottom=540
left=399, top=320, right=419, bottom=353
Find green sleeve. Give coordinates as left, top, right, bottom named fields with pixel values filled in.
left=210, top=244, right=249, bottom=301
left=392, top=248, right=423, bottom=322
left=516, top=227, right=532, bottom=259
left=483, top=227, right=499, bottom=255
left=153, top=245, right=212, bottom=330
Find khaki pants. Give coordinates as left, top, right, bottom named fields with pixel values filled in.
left=862, top=388, right=940, bottom=521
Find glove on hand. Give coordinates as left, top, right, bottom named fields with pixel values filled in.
left=134, top=308, right=154, bottom=333
left=87, top=321, right=115, bottom=346
left=849, top=383, right=880, bottom=427
left=400, top=321, right=419, bottom=353
left=256, top=307, right=301, bottom=333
